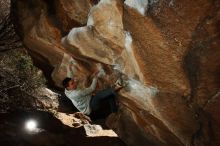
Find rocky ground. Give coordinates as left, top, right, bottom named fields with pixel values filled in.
left=0, top=110, right=126, bottom=146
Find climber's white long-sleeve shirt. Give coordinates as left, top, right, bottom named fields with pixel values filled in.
left=64, top=77, right=98, bottom=115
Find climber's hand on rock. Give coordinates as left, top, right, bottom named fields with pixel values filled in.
left=91, top=70, right=99, bottom=78
left=97, top=68, right=105, bottom=78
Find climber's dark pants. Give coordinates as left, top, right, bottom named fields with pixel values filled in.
left=90, top=88, right=117, bottom=114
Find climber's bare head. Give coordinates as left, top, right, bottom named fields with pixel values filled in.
left=62, top=77, right=77, bottom=90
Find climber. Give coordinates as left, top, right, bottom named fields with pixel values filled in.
left=62, top=69, right=123, bottom=117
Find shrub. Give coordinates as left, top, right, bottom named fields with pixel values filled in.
left=0, top=49, right=46, bottom=112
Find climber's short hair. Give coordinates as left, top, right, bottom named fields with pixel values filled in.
left=62, top=77, right=72, bottom=88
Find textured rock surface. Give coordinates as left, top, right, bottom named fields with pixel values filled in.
left=0, top=111, right=126, bottom=146
left=12, top=0, right=220, bottom=146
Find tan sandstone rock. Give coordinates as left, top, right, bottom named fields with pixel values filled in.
left=12, top=0, right=220, bottom=146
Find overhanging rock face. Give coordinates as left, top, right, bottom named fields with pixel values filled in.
left=12, top=0, right=220, bottom=146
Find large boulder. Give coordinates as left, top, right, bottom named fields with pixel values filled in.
left=12, top=0, right=220, bottom=146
